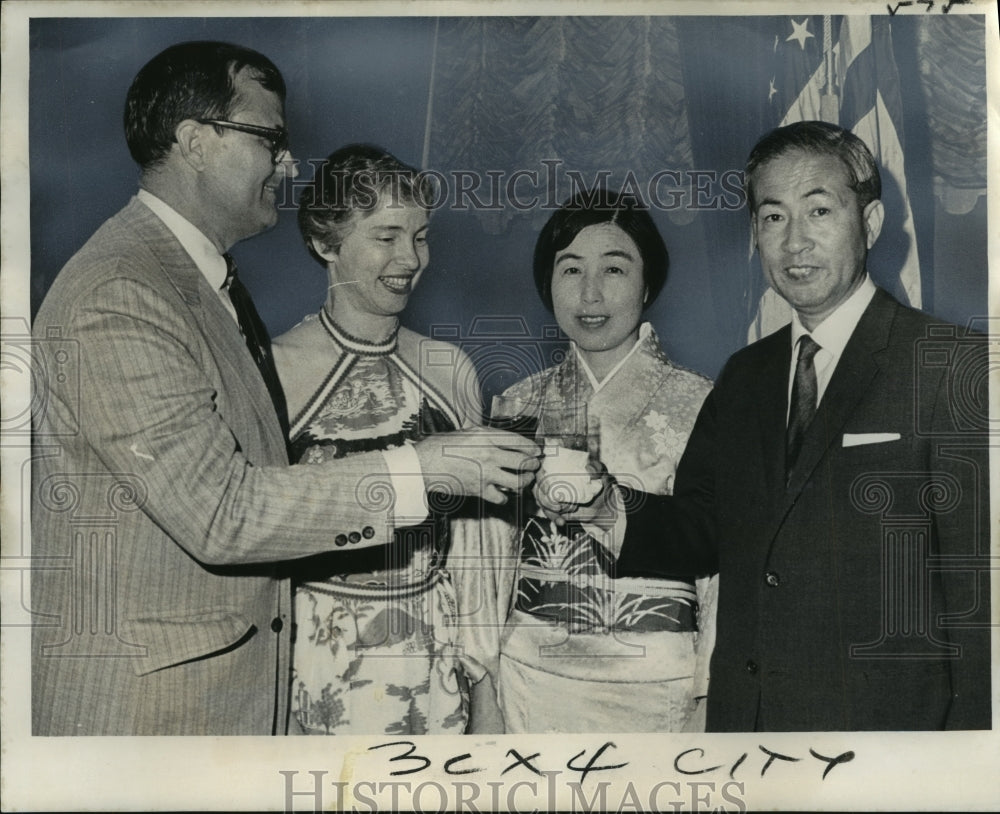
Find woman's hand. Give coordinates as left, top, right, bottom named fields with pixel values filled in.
left=413, top=428, right=540, bottom=505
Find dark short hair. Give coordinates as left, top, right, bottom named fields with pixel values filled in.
left=532, top=188, right=669, bottom=312
left=744, top=120, right=881, bottom=213
left=124, top=41, right=286, bottom=169
left=298, top=143, right=433, bottom=266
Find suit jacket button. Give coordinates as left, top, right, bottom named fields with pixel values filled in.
left=362, top=526, right=375, bottom=539
left=746, top=659, right=758, bottom=674
left=270, top=617, right=283, bottom=633
left=765, top=571, right=780, bottom=587
left=348, top=531, right=361, bottom=544
left=335, top=534, right=348, bottom=547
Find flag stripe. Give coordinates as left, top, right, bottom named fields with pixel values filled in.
left=840, top=18, right=904, bottom=137
left=872, top=18, right=905, bottom=136
left=840, top=39, right=876, bottom=130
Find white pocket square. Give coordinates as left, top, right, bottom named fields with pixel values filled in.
left=842, top=432, right=901, bottom=447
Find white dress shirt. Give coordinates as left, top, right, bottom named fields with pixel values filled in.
left=787, top=274, right=877, bottom=421
left=137, top=188, right=239, bottom=323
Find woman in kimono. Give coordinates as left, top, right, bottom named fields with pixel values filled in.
left=273, top=144, right=487, bottom=735
left=483, top=189, right=717, bottom=733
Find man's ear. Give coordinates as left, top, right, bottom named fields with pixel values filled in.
left=862, top=199, right=884, bottom=250
left=311, top=238, right=339, bottom=264
left=174, top=120, right=207, bottom=171
left=750, top=214, right=759, bottom=253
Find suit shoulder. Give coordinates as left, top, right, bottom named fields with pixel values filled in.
left=67, top=204, right=159, bottom=270
left=889, top=300, right=981, bottom=342
left=722, top=326, right=789, bottom=371
left=37, top=207, right=166, bottom=318
left=876, top=299, right=989, bottom=377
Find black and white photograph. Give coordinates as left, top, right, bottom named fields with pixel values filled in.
left=1, top=0, right=996, bottom=810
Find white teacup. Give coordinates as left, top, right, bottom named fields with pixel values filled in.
left=537, top=441, right=602, bottom=505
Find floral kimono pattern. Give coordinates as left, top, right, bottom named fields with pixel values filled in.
left=492, top=322, right=717, bottom=733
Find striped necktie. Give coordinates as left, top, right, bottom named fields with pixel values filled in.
left=786, top=334, right=821, bottom=480
left=224, top=254, right=290, bottom=440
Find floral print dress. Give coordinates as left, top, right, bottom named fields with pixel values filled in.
left=494, top=323, right=717, bottom=733
left=286, top=311, right=469, bottom=735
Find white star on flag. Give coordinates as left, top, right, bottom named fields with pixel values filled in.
left=786, top=18, right=814, bottom=50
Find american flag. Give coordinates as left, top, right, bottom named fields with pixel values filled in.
left=748, top=15, right=922, bottom=341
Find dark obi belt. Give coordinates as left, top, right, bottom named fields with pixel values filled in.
left=515, top=566, right=698, bottom=634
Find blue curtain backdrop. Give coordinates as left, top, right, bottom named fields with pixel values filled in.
left=29, top=15, right=988, bottom=395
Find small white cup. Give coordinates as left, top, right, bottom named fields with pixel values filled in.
left=538, top=441, right=602, bottom=505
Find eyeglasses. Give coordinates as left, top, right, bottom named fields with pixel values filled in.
left=197, top=118, right=289, bottom=164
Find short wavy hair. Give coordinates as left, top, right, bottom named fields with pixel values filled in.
left=744, top=120, right=881, bottom=214
left=532, top=188, right=669, bottom=312
left=124, top=41, right=285, bottom=170
left=297, top=143, right=433, bottom=266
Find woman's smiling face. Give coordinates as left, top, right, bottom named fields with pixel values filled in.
left=319, top=196, right=429, bottom=322
left=550, top=222, right=647, bottom=378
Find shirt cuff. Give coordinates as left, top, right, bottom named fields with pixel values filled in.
left=382, top=444, right=429, bottom=527
left=583, top=485, right=627, bottom=557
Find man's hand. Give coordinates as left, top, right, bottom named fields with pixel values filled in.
left=414, top=428, right=540, bottom=505
left=535, top=460, right=622, bottom=529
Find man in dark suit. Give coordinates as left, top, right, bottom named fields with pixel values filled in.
left=31, top=41, right=537, bottom=736
left=553, top=121, right=991, bottom=731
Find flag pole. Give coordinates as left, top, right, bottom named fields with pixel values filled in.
left=820, top=15, right=839, bottom=124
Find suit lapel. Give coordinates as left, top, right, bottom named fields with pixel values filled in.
left=754, top=328, right=794, bottom=502
left=124, top=198, right=206, bottom=307
left=126, top=199, right=286, bottom=458
left=781, top=289, right=896, bottom=501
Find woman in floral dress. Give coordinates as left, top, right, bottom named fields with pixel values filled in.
left=477, top=189, right=718, bottom=733
left=273, top=144, right=485, bottom=735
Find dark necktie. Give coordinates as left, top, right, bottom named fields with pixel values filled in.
left=223, top=254, right=290, bottom=440
left=786, top=334, right=821, bottom=479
